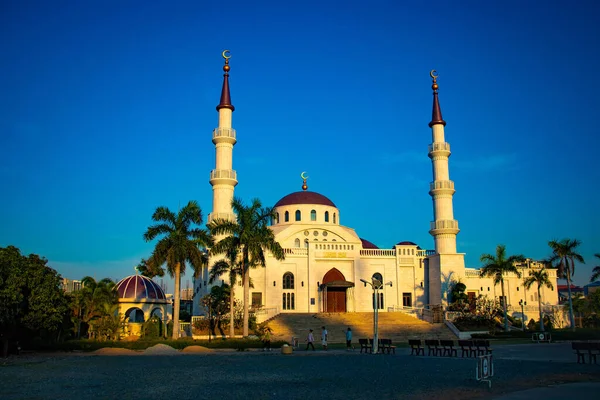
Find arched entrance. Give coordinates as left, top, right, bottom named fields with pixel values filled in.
left=321, top=269, right=354, bottom=312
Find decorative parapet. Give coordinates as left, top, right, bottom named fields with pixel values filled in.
left=359, top=249, right=396, bottom=257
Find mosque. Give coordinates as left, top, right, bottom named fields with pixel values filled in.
left=192, top=52, right=559, bottom=319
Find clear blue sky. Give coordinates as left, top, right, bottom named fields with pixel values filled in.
left=1, top=0, right=599, bottom=290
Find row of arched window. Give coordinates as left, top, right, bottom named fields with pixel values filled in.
left=274, top=210, right=337, bottom=224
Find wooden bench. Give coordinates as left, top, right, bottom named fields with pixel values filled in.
left=440, top=340, right=457, bottom=357
left=359, top=338, right=372, bottom=354
left=409, top=339, right=424, bottom=356
left=380, top=339, right=396, bottom=354
left=425, top=339, right=442, bottom=356
left=458, top=340, right=476, bottom=358
left=572, top=342, right=600, bottom=364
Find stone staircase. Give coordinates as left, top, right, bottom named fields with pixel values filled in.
left=266, top=312, right=456, bottom=344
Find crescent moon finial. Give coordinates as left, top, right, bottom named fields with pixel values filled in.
left=430, top=69, right=438, bottom=81
left=222, top=50, right=231, bottom=60
left=301, top=171, right=308, bottom=190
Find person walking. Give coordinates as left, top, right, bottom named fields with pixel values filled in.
left=321, top=326, right=328, bottom=350
left=344, top=327, right=353, bottom=350
left=262, top=327, right=272, bottom=351
left=305, top=329, right=315, bottom=350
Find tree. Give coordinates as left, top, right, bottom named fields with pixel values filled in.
left=209, top=247, right=242, bottom=338
left=143, top=200, right=211, bottom=339
left=80, top=277, right=117, bottom=325
left=479, top=244, right=525, bottom=332
left=0, top=246, right=69, bottom=349
left=201, top=284, right=231, bottom=336
left=209, top=197, right=285, bottom=337
left=548, top=238, right=585, bottom=331
left=523, top=268, right=554, bottom=332
left=590, top=253, right=600, bottom=282
left=448, top=281, right=469, bottom=312
left=136, top=258, right=164, bottom=279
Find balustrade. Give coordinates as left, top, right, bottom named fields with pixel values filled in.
left=359, top=249, right=396, bottom=257
left=210, top=169, right=237, bottom=181
left=429, top=180, right=455, bottom=191
left=212, top=127, right=237, bottom=140
left=428, top=142, right=451, bottom=153
left=430, top=219, right=459, bottom=231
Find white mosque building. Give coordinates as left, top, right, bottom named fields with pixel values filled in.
left=192, top=53, right=559, bottom=319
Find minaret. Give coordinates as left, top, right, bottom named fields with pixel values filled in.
left=209, top=50, right=238, bottom=223
left=427, top=70, right=459, bottom=253
left=426, top=70, right=465, bottom=308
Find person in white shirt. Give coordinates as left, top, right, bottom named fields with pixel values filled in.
left=321, top=326, right=328, bottom=350
left=305, top=329, right=315, bottom=350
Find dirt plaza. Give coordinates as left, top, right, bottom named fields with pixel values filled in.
left=1, top=343, right=599, bottom=399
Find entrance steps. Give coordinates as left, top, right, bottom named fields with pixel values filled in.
left=266, top=312, right=455, bottom=344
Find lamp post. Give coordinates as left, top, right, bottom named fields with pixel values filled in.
left=519, top=299, right=527, bottom=331
left=361, top=277, right=392, bottom=354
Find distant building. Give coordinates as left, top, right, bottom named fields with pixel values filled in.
left=584, top=281, right=600, bottom=296
left=557, top=284, right=584, bottom=303
left=60, top=278, right=82, bottom=293
left=180, top=287, right=193, bottom=301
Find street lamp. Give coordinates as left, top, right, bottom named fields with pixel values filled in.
left=519, top=299, right=527, bottom=331
left=361, top=277, right=392, bottom=354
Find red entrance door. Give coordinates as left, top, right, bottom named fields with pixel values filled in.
left=326, top=288, right=346, bottom=312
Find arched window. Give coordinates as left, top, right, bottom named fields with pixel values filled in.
left=304, top=239, right=309, bottom=248
left=311, top=210, right=317, bottom=221
left=324, top=211, right=329, bottom=222
left=295, top=210, right=301, bottom=221
left=275, top=213, right=280, bottom=224
left=285, top=211, right=289, bottom=222
left=333, top=213, right=337, bottom=224
left=294, top=238, right=300, bottom=248
left=283, top=272, right=294, bottom=289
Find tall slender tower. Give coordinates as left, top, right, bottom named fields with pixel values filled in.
left=194, top=51, right=238, bottom=316
left=209, top=50, right=238, bottom=223
left=426, top=70, right=465, bottom=307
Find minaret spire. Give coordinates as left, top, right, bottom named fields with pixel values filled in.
left=426, top=70, right=465, bottom=307
left=216, top=50, right=234, bottom=112
left=209, top=50, right=238, bottom=224
left=429, top=71, right=445, bottom=127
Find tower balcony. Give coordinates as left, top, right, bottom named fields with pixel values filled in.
left=209, top=169, right=238, bottom=186
left=208, top=212, right=237, bottom=224
left=428, top=142, right=451, bottom=158
left=212, top=127, right=237, bottom=145
left=429, top=219, right=460, bottom=235
left=429, top=180, right=455, bottom=195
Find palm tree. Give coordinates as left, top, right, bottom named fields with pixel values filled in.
left=209, top=197, right=285, bottom=337
left=78, top=277, right=117, bottom=338
left=209, top=247, right=242, bottom=338
left=523, top=268, right=554, bottom=332
left=548, top=238, right=585, bottom=331
left=479, top=245, right=525, bottom=332
left=136, top=258, right=164, bottom=279
left=143, top=201, right=212, bottom=339
left=590, top=253, right=600, bottom=282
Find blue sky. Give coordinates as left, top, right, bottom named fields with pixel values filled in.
left=1, top=0, right=599, bottom=290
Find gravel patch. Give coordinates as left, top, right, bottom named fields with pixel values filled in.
left=93, top=348, right=139, bottom=356
left=181, top=345, right=214, bottom=354
left=142, top=344, right=179, bottom=355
